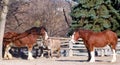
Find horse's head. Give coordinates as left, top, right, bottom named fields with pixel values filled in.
left=39, top=27, right=48, bottom=40
left=70, top=29, right=80, bottom=43
left=26, top=27, right=48, bottom=40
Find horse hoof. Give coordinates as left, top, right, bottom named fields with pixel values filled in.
left=8, top=57, right=13, bottom=60
left=89, top=60, right=95, bottom=62
left=3, top=57, right=12, bottom=60
left=89, top=61, right=95, bottom=63
left=3, top=57, right=9, bottom=60
left=4, top=55, right=13, bottom=60
left=27, top=57, right=34, bottom=60
left=111, top=60, right=116, bottom=63
left=8, top=55, right=13, bottom=60
left=4, top=56, right=8, bottom=60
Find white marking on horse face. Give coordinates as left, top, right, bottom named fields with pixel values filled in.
left=44, top=31, right=48, bottom=40
left=89, top=51, right=95, bottom=62
left=71, top=32, right=76, bottom=43
left=111, top=49, right=116, bottom=62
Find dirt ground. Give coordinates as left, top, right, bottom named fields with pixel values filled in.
left=0, top=55, right=120, bottom=65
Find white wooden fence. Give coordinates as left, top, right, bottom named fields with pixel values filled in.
left=36, top=37, right=120, bottom=57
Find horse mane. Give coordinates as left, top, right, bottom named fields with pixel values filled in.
left=74, top=28, right=89, bottom=32
left=25, top=27, right=40, bottom=34
left=25, top=26, right=47, bottom=33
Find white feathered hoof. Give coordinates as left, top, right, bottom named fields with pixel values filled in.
left=111, top=58, right=116, bottom=63
left=89, top=59, right=95, bottom=62
left=27, top=56, right=34, bottom=60
left=4, top=54, right=13, bottom=60
left=7, top=53, right=13, bottom=59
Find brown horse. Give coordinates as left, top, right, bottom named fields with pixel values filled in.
left=70, top=29, right=118, bottom=62
left=3, top=26, right=48, bottom=60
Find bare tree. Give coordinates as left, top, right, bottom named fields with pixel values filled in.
left=5, top=0, right=72, bottom=37
left=0, top=0, right=9, bottom=59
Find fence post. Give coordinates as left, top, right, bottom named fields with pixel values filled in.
left=69, top=41, right=73, bottom=56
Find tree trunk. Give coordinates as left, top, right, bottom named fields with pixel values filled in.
left=0, top=0, right=9, bottom=59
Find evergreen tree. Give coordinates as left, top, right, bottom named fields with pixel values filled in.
left=69, top=0, right=120, bottom=36
left=111, top=0, right=120, bottom=11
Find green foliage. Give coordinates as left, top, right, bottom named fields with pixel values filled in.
left=68, top=0, right=120, bottom=37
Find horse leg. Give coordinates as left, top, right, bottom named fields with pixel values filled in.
left=27, top=47, right=34, bottom=60
left=85, top=44, right=91, bottom=61
left=41, top=53, right=44, bottom=57
left=84, top=42, right=91, bottom=61
left=50, top=49, right=54, bottom=58
left=110, top=45, right=116, bottom=62
left=4, top=44, right=12, bottom=59
left=47, top=49, right=51, bottom=58
left=41, top=49, right=44, bottom=57
left=111, top=49, right=116, bottom=62
left=87, top=49, right=91, bottom=61
left=89, top=50, right=95, bottom=62
left=56, top=49, right=60, bottom=58
left=88, top=45, right=95, bottom=62
left=40, top=47, right=44, bottom=57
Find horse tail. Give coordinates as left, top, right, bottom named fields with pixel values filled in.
left=2, top=42, right=5, bottom=58
left=2, top=39, right=7, bottom=58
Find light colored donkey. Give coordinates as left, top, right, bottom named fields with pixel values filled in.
left=43, top=38, right=61, bottom=58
